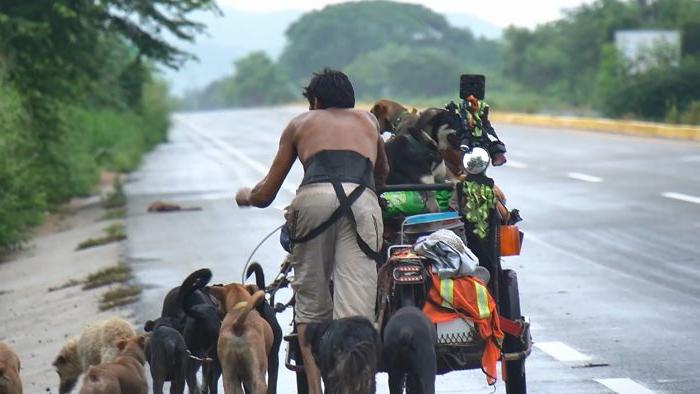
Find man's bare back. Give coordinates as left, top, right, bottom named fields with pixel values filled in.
left=236, top=107, right=388, bottom=208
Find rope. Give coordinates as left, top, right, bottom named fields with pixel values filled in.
left=240, top=223, right=284, bottom=284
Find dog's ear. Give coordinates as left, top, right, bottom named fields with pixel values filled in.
left=411, top=107, right=418, bottom=114
left=143, top=320, right=155, bottom=332
left=53, top=355, right=66, bottom=367
left=245, top=284, right=259, bottom=295
left=207, top=285, right=226, bottom=303
left=114, top=339, right=127, bottom=351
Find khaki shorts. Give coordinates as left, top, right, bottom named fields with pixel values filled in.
left=285, top=183, right=382, bottom=324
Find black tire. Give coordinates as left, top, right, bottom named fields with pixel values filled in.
left=500, top=269, right=527, bottom=394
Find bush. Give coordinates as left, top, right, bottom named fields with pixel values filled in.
left=0, top=72, right=47, bottom=248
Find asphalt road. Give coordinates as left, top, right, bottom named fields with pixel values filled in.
left=124, top=107, right=700, bottom=394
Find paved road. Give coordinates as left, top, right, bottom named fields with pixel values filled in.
left=125, top=107, right=700, bottom=393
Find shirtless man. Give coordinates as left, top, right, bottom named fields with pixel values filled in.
left=235, top=69, right=389, bottom=394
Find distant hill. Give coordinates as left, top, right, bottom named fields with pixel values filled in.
left=161, top=7, right=301, bottom=96
left=445, top=13, right=502, bottom=39
left=163, top=4, right=501, bottom=96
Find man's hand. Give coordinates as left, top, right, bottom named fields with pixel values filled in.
left=235, top=188, right=252, bottom=207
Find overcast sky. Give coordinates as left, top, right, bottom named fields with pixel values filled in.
left=218, top=0, right=596, bottom=29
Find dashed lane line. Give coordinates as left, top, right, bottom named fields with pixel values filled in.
left=567, top=172, right=603, bottom=183
left=595, top=378, right=656, bottom=394
left=662, top=192, right=700, bottom=205
left=535, top=341, right=591, bottom=362
left=180, top=118, right=297, bottom=196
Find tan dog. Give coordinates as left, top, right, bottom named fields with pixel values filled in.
left=370, top=99, right=418, bottom=134
left=208, top=283, right=273, bottom=394
left=54, top=317, right=135, bottom=394
left=78, top=335, right=148, bottom=394
left=0, top=341, right=22, bottom=394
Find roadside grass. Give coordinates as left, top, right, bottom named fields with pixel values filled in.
left=48, top=263, right=134, bottom=292
left=99, top=207, right=125, bottom=221
left=83, top=264, right=133, bottom=289
left=102, top=178, right=126, bottom=209
left=99, top=285, right=142, bottom=311
left=76, top=222, right=126, bottom=250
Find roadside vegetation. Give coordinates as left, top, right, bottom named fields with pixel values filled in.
left=0, top=1, right=219, bottom=250
left=76, top=223, right=127, bottom=251
left=181, top=0, right=700, bottom=124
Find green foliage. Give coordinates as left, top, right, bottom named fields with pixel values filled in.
left=0, top=0, right=211, bottom=249
left=227, top=52, right=295, bottom=107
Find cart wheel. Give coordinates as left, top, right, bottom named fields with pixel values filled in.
left=500, top=269, right=527, bottom=394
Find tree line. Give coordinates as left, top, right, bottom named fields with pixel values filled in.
left=182, top=0, right=700, bottom=124
left=0, top=1, right=218, bottom=248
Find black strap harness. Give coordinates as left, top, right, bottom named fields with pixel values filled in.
left=289, top=181, right=383, bottom=264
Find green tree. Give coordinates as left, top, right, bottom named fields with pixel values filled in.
left=226, top=52, right=295, bottom=107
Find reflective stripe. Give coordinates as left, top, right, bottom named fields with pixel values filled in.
left=440, top=278, right=454, bottom=308
left=475, top=281, right=490, bottom=319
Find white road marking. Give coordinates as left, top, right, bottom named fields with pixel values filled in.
left=535, top=341, right=591, bottom=362
left=180, top=119, right=297, bottom=196
left=504, top=159, right=528, bottom=169
left=662, top=192, right=700, bottom=205
left=567, top=172, right=603, bottom=183
left=595, top=378, right=656, bottom=394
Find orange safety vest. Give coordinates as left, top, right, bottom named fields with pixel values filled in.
left=422, top=270, right=504, bottom=385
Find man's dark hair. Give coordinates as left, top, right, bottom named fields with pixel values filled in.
left=303, top=68, right=355, bottom=109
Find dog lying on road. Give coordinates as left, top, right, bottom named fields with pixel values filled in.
left=245, top=262, right=283, bottom=394
left=0, top=341, right=22, bottom=394
left=207, top=282, right=273, bottom=394
left=54, top=317, right=135, bottom=394
left=304, top=316, right=380, bottom=394
left=145, top=268, right=222, bottom=394
left=78, top=335, right=148, bottom=394
left=382, top=307, right=436, bottom=394
left=144, top=325, right=188, bottom=394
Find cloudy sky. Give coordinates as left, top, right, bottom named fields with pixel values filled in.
left=218, top=0, right=596, bottom=29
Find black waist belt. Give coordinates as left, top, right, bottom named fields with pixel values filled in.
left=290, top=181, right=383, bottom=265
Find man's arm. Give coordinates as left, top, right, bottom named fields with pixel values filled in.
left=374, top=136, right=389, bottom=188
left=236, top=120, right=297, bottom=208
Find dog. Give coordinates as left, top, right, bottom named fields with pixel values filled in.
left=144, top=324, right=188, bottom=394
left=245, top=263, right=283, bottom=394
left=304, top=316, right=380, bottom=394
left=54, top=317, right=135, bottom=394
left=78, top=335, right=148, bottom=394
left=370, top=100, right=417, bottom=134
left=0, top=341, right=22, bottom=394
left=207, top=282, right=273, bottom=394
left=145, top=268, right=222, bottom=394
left=382, top=307, right=436, bottom=394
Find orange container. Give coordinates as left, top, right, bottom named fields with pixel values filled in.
left=499, top=225, right=522, bottom=256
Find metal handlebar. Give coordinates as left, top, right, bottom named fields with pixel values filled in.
left=378, top=183, right=457, bottom=193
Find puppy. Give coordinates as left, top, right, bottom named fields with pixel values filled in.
left=144, top=324, right=187, bottom=394
left=54, top=317, right=135, bottom=394
left=207, top=283, right=273, bottom=394
left=245, top=263, right=283, bottom=394
left=304, top=316, right=380, bottom=394
left=78, top=335, right=148, bottom=394
left=382, top=307, right=436, bottom=394
left=0, top=341, right=22, bottom=394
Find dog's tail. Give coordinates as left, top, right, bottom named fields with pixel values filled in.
left=178, top=268, right=213, bottom=318
left=245, top=262, right=266, bottom=290
left=232, top=290, right=265, bottom=334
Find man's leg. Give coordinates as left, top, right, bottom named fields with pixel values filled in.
left=297, top=324, right=323, bottom=394
left=333, top=187, right=382, bottom=321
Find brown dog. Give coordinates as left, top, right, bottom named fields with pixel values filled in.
left=78, top=335, right=148, bottom=394
left=0, top=341, right=22, bottom=394
left=208, top=284, right=273, bottom=394
left=370, top=99, right=418, bottom=134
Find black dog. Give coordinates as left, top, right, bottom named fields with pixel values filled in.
left=245, top=262, right=283, bottom=394
left=304, top=316, right=380, bottom=394
left=144, top=324, right=188, bottom=394
left=382, top=306, right=437, bottom=394
left=145, top=268, right=222, bottom=394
